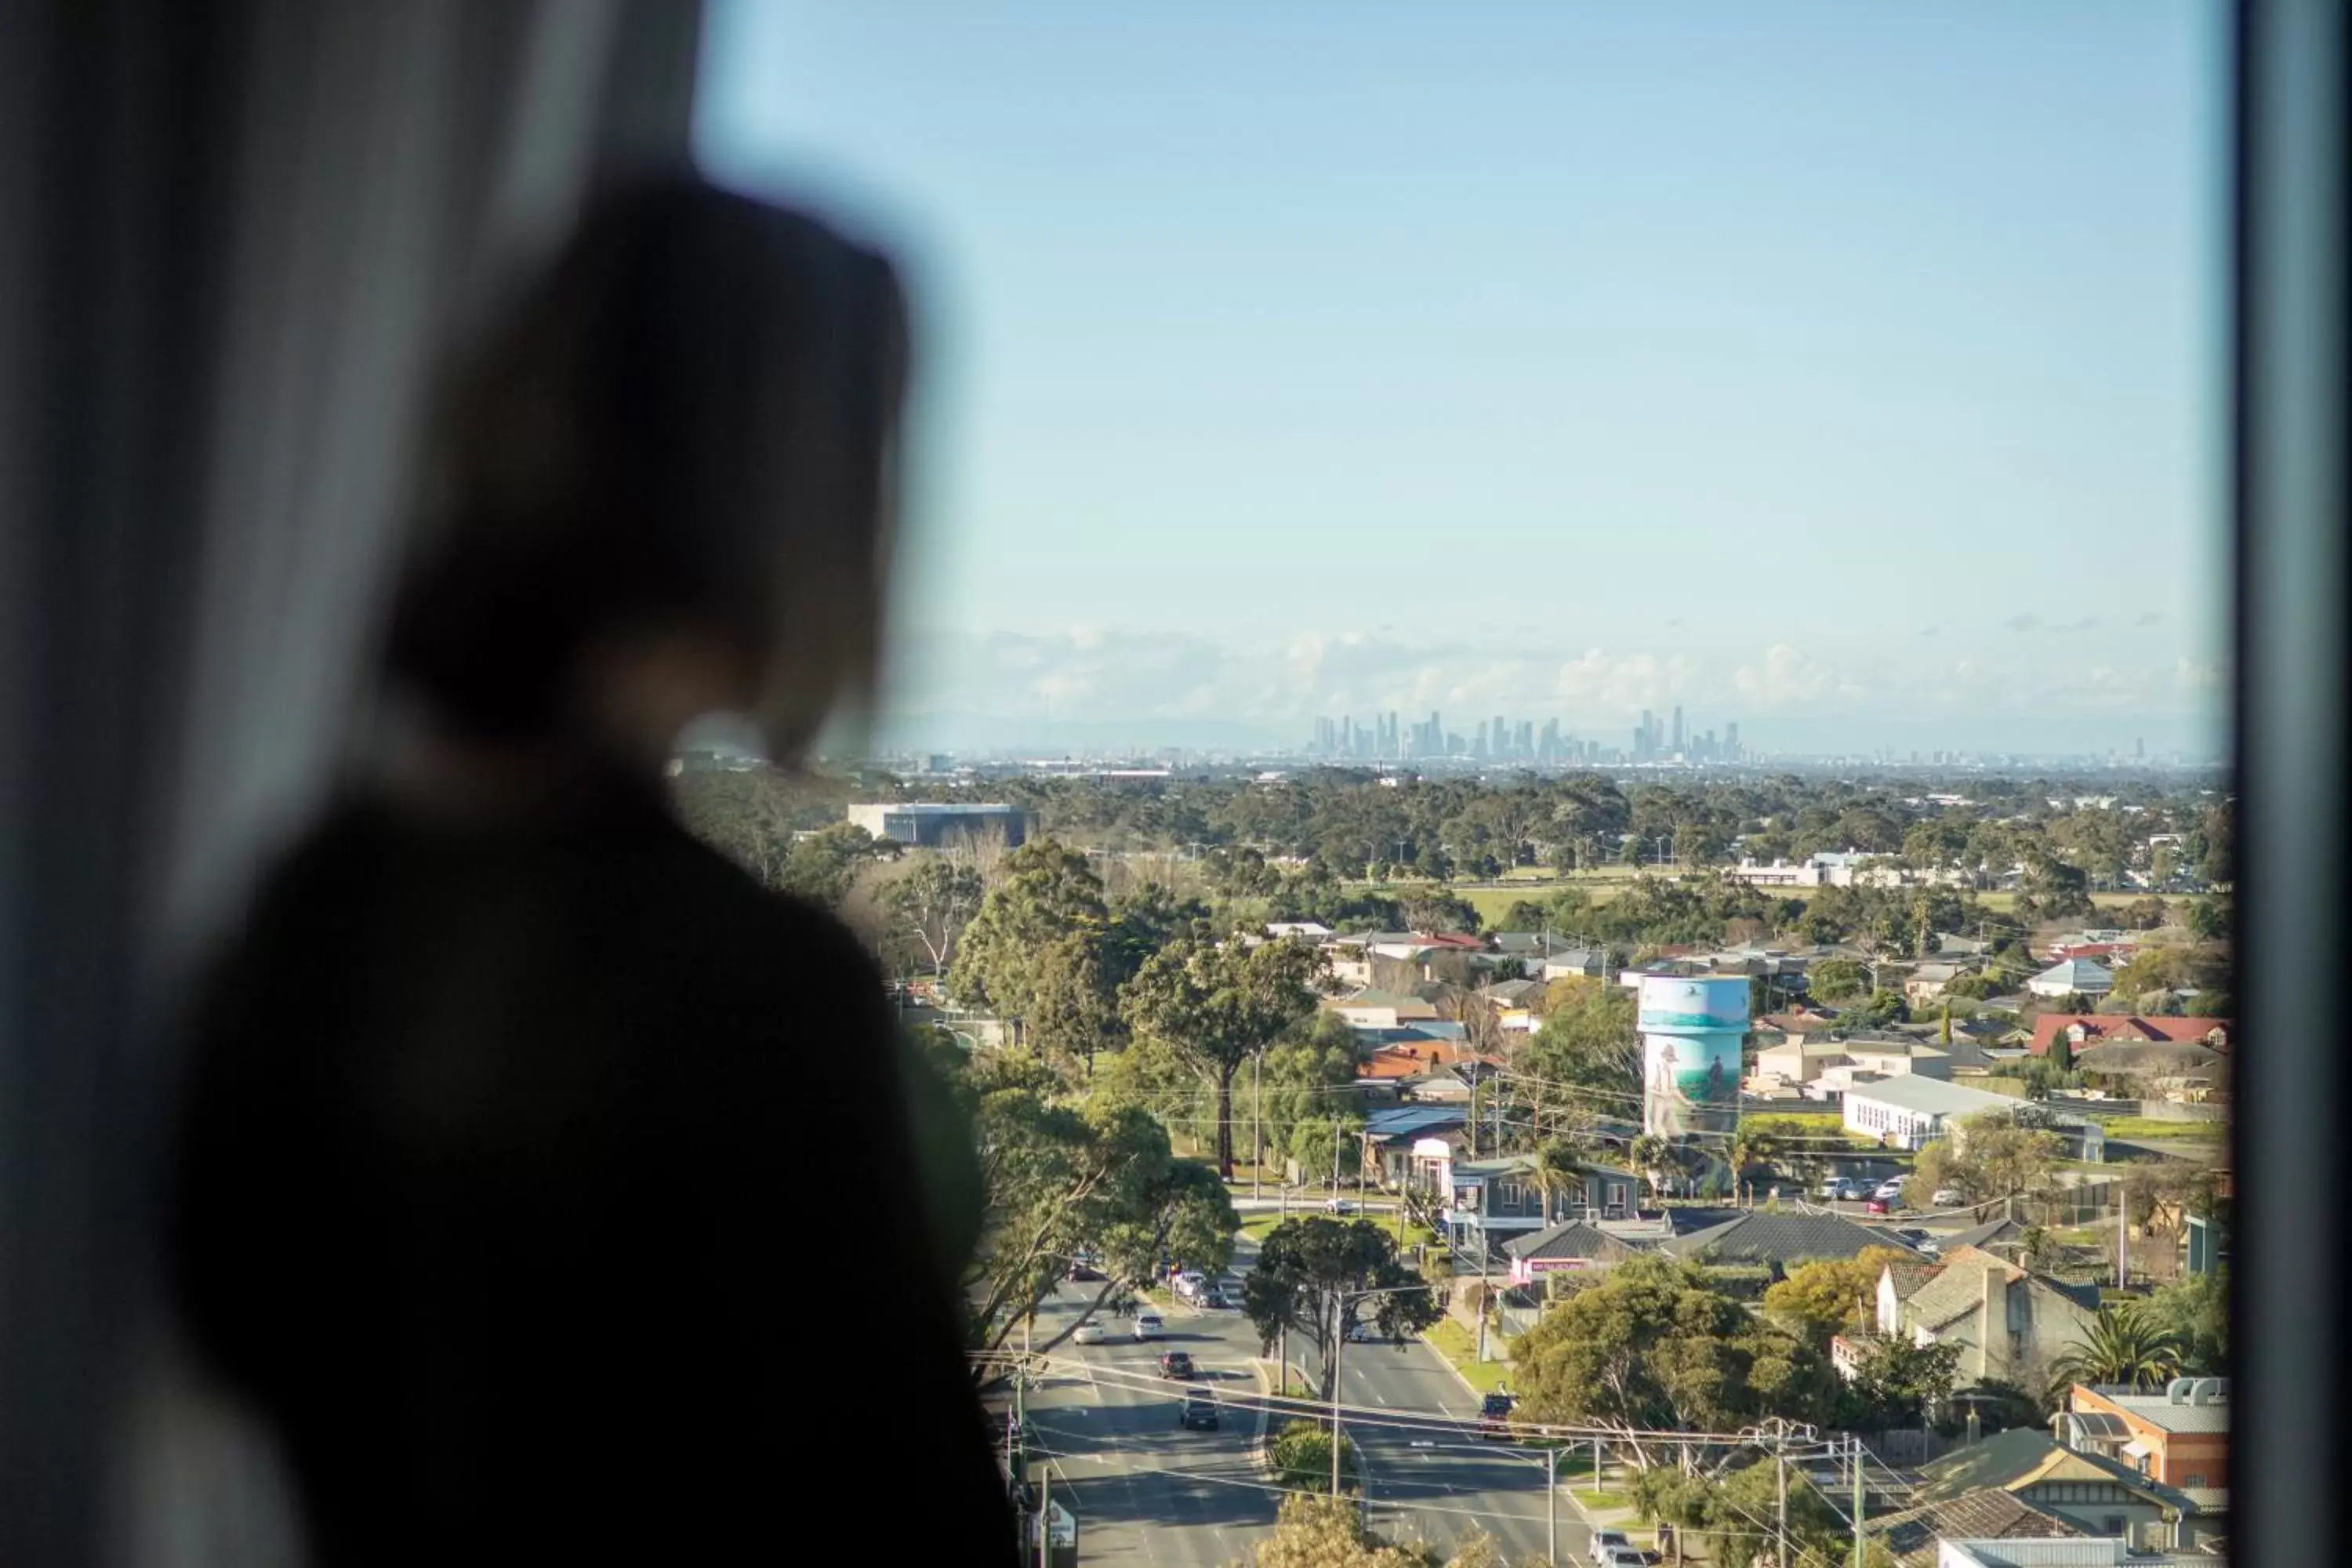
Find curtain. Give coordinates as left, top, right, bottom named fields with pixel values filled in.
left=0, top=3, right=703, bottom=1562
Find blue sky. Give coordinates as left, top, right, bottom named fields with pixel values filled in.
left=697, top=2, right=2227, bottom=756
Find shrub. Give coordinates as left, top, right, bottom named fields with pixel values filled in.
left=1269, top=1418, right=1359, bottom=1489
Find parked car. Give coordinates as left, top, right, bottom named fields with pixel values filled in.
left=1179, top=1392, right=1220, bottom=1432
left=1932, top=1188, right=1965, bottom=1207
left=1172, top=1271, right=1207, bottom=1301
left=1595, top=1548, right=1646, bottom=1568
left=1819, top=1177, right=1863, bottom=1202
left=1476, top=1391, right=1516, bottom=1439
left=1133, top=1311, right=1165, bottom=1341
left=1872, top=1178, right=1907, bottom=1202
left=1590, top=1529, right=1634, bottom=1555
left=1864, top=1197, right=1891, bottom=1215
left=1159, top=1350, right=1196, bottom=1379
left=1073, top=1321, right=1108, bottom=1346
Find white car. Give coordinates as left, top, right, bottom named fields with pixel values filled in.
left=1819, top=1177, right=1863, bottom=1202
left=1072, top=1320, right=1108, bottom=1346
left=1324, top=1197, right=1356, bottom=1214
left=1596, top=1551, right=1645, bottom=1568
left=1932, top=1188, right=1965, bottom=1207
left=1173, top=1271, right=1207, bottom=1301
left=1872, top=1178, right=1907, bottom=1203
left=1133, top=1311, right=1165, bottom=1341
left=1589, top=1530, right=1635, bottom=1558
left=1345, top=1319, right=1381, bottom=1344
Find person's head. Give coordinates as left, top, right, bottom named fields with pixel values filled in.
left=383, top=172, right=909, bottom=768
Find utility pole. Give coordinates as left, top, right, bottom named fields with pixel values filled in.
left=1330, top=1291, right=1348, bottom=1497
left=1253, top=1050, right=1264, bottom=1201
left=1777, top=1435, right=1788, bottom=1568
left=1037, top=1461, right=1051, bottom=1568
left=2118, top=1178, right=2129, bottom=1289
left=1851, top=1435, right=1866, bottom=1568
left=1545, top=1443, right=1559, bottom=1566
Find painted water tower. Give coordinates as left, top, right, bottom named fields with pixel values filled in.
left=1635, top=975, right=1750, bottom=1140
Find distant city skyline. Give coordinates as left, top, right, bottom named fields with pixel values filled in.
left=699, top=2, right=2228, bottom=762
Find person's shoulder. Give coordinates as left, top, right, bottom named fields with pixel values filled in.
left=646, top=818, right=884, bottom=983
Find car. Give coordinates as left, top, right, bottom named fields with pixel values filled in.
left=1932, top=1188, right=1965, bottom=1207
left=1590, top=1529, right=1634, bottom=1554
left=1203, top=1283, right=1238, bottom=1309
left=1324, top=1197, right=1356, bottom=1214
left=1179, top=1392, right=1220, bottom=1432
left=1872, top=1178, right=1907, bottom=1203
left=1133, top=1311, right=1165, bottom=1341
left=1065, top=1251, right=1105, bottom=1282
left=1595, top=1548, right=1646, bottom=1568
left=1345, top=1319, right=1381, bottom=1343
left=1159, top=1350, right=1196, bottom=1379
left=1864, top=1197, right=1891, bottom=1215
left=1072, top=1321, right=1108, bottom=1346
left=1172, top=1271, right=1207, bottom=1301
left=1476, top=1391, right=1516, bottom=1439
left=1819, top=1176, right=1863, bottom=1202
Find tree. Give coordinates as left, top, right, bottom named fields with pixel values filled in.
left=1123, top=935, right=1326, bottom=1176
left=1628, top=1134, right=1671, bottom=1200
left=2048, top=1301, right=2188, bottom=1393
left=1762, top=1248, right=1915, bottom=1348
left=950, top=840, right=1112, bottom=1025
left=2185, top=897, right=2227, bottom=942
left=1510, top=1254, right=1835, bottom=1464
left=1252, top=1493, right=1497, bottom=1568
left=2122, top=895, right=2171, bottom=931
left=1514, top=982, right=1639, bottom=1142
left=877, top=857, right=985, bottom=980
left=2142, top=1272, right=2228, bottom=1377
left=1528, top=1138, right=1589, bottom=1223
left=962, top=1059, right=1236, bottom=1363
left=1842, top=1334, right=1962, bottom=1431
left=1287, top=1112, right=1367, bottom=1192
left=1267, top=1420, right=1359, bottom=1491
left=1244, top=1218, right=1444, bottom=1400
left=1907, top=1112, right=2061, bottom=1207
left=1809, top=959, right=1867, bottom=1001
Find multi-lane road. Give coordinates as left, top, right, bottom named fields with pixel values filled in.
left=1010, top=1243, right=1595, bottom=1567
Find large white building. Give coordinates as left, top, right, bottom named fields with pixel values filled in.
left=844, top=802, right=1027, bottom=848
left=1842, top=1074, right=2022, bottom=1149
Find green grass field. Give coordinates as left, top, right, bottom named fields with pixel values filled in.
left=2095, top=1116, right=2227, bottom=1142
left=1423, top=1316, right=1513, bottom=1396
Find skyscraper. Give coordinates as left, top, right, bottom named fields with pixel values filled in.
left=1726, top=721, right=1740, bottom=760
left=1671, top=705, right=1685, bottom=756
left=1639, top=709, right=1656, bottom=760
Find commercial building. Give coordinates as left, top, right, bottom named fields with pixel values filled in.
left=1842, top=1074, right=2022, bottom=1149
left=844, top=802, right=1027, bottom=848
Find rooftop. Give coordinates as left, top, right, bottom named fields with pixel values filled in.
left=1841, top=1074, right=2023, bottom=1120
left=2076, top=1381, right=2231, bottom=1435
left=1657, top=1209, right=1914, bottom=1265
left=1867, top=1486, right=2085, bottom=1566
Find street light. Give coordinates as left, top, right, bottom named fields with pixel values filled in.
left=1328, top=1281, right=1447, bottom=1497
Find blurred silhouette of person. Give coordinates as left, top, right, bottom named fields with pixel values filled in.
left=168, top=174, right=1017, bottom=1564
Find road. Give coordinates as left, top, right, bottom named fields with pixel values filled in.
left=1015, top=1261, right=1283, bottom=1568
left=1307, top=1326, right=1592, bottom=1566
left=1009, top=1241, right=1596, bottom=1567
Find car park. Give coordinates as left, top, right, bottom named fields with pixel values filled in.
left=1179, top=1392, right=1220, bottom=1432
left=1133, top=1311, right=1164, bottom=1341
left=1159, top=1350, right=1196, bottom=1379
left=1073, top=1321, right=1108, bottom=1346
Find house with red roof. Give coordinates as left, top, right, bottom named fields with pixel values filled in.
left=2029, top=1014, right=2232, bottom=1058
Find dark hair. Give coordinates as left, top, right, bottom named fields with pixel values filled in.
left=383, top=173, right=909, bottom=748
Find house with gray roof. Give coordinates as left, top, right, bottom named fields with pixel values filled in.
left=1655, top=1209, right=1913, bottom=1272
left=1915, top=1427, right=2216, bottom=1555
left=1865, top=1486, right=2085, bottom=1567
left=1842, top=1074, right=2024, bottom=1150
left=1889, top=1245, right=2100, bottom=1391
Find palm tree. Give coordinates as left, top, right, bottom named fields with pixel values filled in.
left=1727, top=1124, right=1780, bottom=1203
left=2049, top=1303, right=2189, bottom=1392
left=1629, top=1133, right=1670, bottom=1201
left=1529, top=1138, right=1586, bottom=1223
